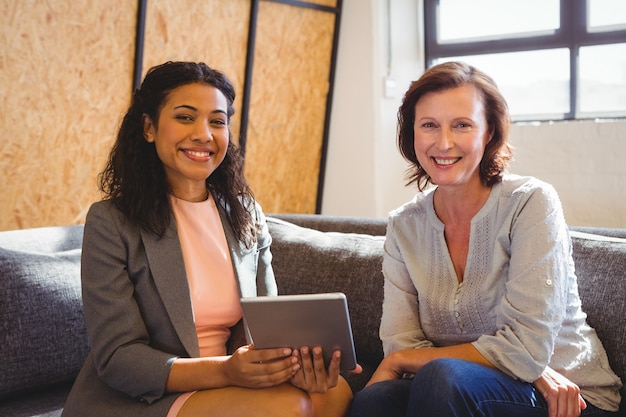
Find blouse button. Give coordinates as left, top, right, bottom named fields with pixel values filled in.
left=545, top=279, right=553, bottom=286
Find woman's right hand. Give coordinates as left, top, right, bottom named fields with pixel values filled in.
left=289, top=346, right=340, bottom=393
left=223, top=344, right=301, bottom=388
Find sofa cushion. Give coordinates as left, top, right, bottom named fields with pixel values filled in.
left=266, top=217, right=386, bottom=390
left=571, top=231, right=626, bottom=411
left=0, top=226, right=88, bottom=398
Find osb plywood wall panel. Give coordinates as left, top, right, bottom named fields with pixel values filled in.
left=244, top=2, right=335, bottom=214
left=0, top=0, right=137, bottom=231
left=0, top=0, right=339, bottom=230
left=305, top=0, right=338, bottom=6
left=143, top=0, right=250, bottom=144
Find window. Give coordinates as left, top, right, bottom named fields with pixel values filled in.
left=424, top=0, right=626, bottom=121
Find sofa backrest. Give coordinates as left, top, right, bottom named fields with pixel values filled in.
left=266, top=216, right=387, bottom=390
left=0, top=218, right=623, bottom=413
left=270, top=213, right=388, bottom=236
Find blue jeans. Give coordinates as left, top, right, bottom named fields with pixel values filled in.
left=348, top=358, right=617, bottom=417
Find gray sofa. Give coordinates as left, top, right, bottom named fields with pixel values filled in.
left=0, top=214, right=624, bottom=416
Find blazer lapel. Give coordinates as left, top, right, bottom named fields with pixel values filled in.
left=141, top=222, right=200, bottom=357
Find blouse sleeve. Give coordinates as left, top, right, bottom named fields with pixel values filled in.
left=380, top=216, right=435, bottom=356
left=472, top=182, right=572, bottom=382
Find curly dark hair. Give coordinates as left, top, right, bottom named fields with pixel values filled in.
left=99, top=61, right=256, bottom=246
left=398, top=61, right=513, bottom=191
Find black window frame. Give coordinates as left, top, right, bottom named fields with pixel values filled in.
left=423, top=0, right=626, bottom=121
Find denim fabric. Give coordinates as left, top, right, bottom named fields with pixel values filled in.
left=348, top=359, right=617, bottom=417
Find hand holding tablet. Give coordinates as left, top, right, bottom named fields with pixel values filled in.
left=240, top=292, right=358, bottom=372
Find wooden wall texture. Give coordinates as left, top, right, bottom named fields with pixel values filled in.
left=0, top=0, right=137, bottom=230
left=245, top=2, right=335, bottom=214
left=0, top=0, right=339, bottom=231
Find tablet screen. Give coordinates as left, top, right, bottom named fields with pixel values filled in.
left=240, top=292, right=358, bottom=371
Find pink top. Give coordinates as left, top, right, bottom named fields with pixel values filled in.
left=167, top=195, right=243, bottom=416
left=170, top=194, right=242, bottom=357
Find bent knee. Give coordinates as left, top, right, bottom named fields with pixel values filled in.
left=276, top=385, right=314, bottom=417
left=416, top=358, right=476, bottom=383
left=178, top=384, right=313, bottom=417
left=411, top=359, right=492, bottom=401
left=349, top=379, right=411, bottom=417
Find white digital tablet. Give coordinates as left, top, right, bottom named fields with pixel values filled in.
left=240, top=292, right=358, bottom=371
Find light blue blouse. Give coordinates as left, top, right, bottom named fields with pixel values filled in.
left=381, top=174, right=622, bottom=411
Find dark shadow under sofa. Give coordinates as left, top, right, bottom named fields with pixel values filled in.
left=0, top=214, right=624, bottom=416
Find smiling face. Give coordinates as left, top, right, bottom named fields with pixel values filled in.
left=413, top=84, right=493, bottom=191
left=143, top=82, right=229, bottom=201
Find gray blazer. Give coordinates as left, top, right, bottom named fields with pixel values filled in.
left=62, top=198, right=276, bottom=417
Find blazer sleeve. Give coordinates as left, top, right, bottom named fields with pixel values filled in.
left=253, top=202, right=277, bottom=297
left=218, top=198, right=277, bottom=298
left=81, top=201, right=179, bottom=403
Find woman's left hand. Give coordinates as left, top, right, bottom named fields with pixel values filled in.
left=290, top=346, right=341, bottom=393
left=533, top=366, right=587, bottom=417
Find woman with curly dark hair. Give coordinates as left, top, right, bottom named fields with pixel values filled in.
left=348, top=62, right=621, bottom=417
left=63, top=61, right=354, bottom=417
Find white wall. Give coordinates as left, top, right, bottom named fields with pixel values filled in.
left=323, top=0, right=626, bottom=228
left=509, top=120, right=626, bottom=227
